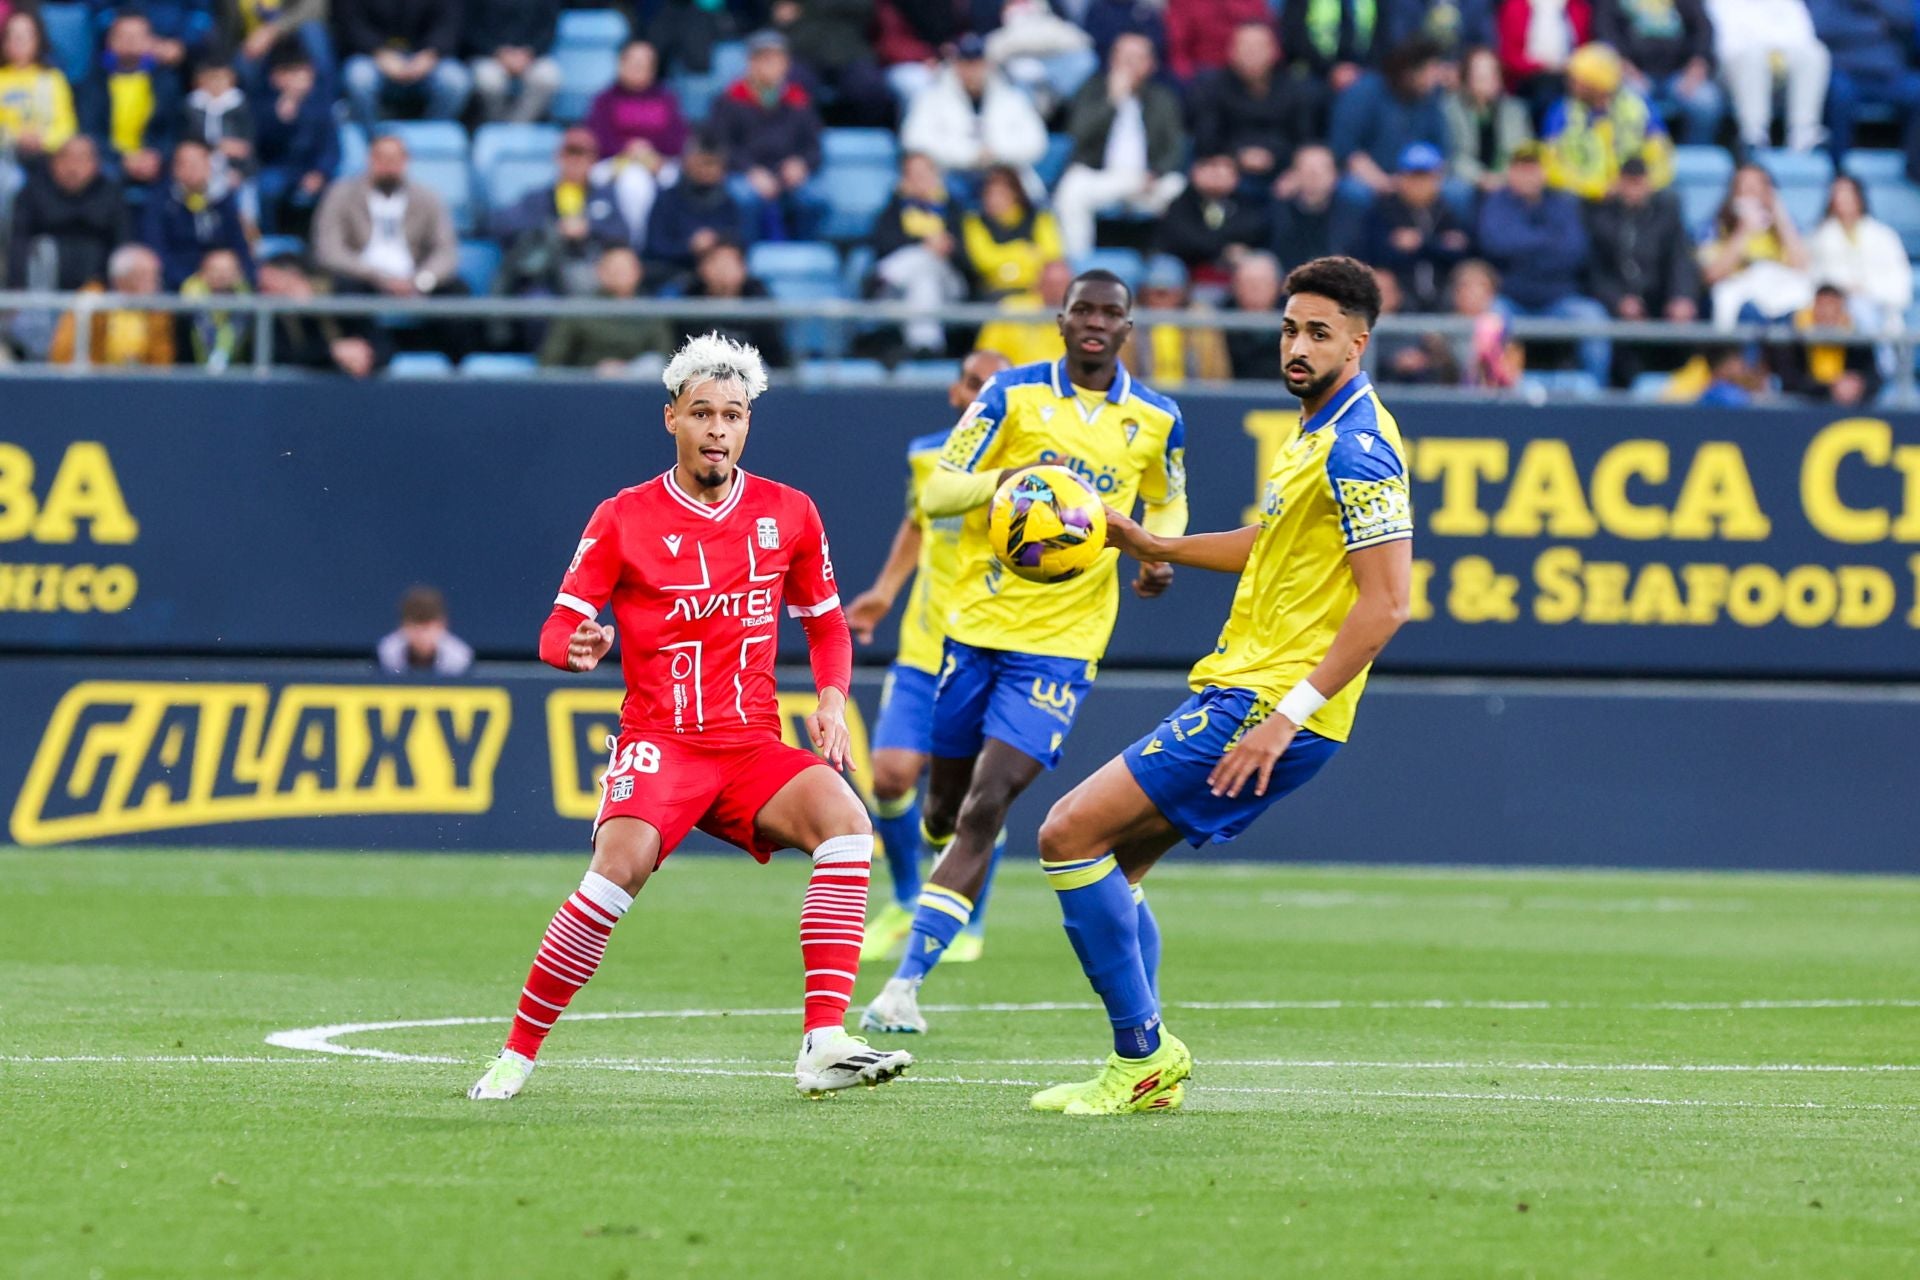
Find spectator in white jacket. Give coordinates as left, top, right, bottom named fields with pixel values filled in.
left=901, top=34, right=1048, bottom=179
left=1706, top=0, right=1830, bottom=151
left=1809, top=174, right=1914, bottom=332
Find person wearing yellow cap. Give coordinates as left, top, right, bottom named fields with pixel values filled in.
left=1542, top=42, right=1675, bottom=202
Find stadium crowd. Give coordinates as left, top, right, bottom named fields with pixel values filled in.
left=1, top=0, right=1917, bottom=402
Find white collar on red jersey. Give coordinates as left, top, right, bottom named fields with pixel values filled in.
left=657, top=467, right=750, bottom=521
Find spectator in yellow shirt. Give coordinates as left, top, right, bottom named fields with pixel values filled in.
left=0, top=10, right=77, bottom=159
left=50, top=244, right=177, bottom=367
left=974, top=257, right=1071, bottom=366
left=961, top=164, right=1063, bottom=300
left=1118, top=254, right=1228, bottom=386
left=1542, top=43, right=1673, bottom=202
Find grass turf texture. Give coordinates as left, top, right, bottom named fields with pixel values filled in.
left=2, top=849, right=1916, bottom=1279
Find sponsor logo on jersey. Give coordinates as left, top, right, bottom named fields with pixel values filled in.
left=756, top=518, right=780, bottom=550
left=664, top=586, right=778, bottom=625
left=1035, top=449, right=1123, bottom=495
left=1028, top=678, right=1079, bottom=724
left=9, top=683, right=511, bottom=845
left=663, top=534, right=683, bottom=556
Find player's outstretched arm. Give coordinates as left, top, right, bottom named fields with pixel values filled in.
left=845, top=515, right=923, bottom=643
left=539, top=609, right=614, bottom=672
left=1105, top=505, right=1258, bottom=574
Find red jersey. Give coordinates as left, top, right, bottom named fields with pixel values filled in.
left=546, top=469, right=844, bottom=741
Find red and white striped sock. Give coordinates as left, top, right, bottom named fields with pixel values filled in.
left=503, top=871, right=633, bottom=1060
left=800, top=834, right=873, bottom=1033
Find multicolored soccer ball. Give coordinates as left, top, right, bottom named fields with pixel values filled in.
left=988, top=465, right=1107, bottom=584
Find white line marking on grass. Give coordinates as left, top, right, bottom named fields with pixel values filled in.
left=0, top=1054, right=328, bottom=1065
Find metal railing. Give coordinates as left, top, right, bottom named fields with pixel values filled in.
left=1, top=288, right=1910, bottom=404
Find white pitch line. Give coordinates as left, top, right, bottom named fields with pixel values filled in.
left=0, top=1054, right=327, bottom=1065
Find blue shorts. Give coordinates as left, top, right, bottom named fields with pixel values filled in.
left=930, top=639, right=1097, bottom=770
left=872, top=663, right=939, bottom=755
left=1123, top=686, right=1340, bottom=848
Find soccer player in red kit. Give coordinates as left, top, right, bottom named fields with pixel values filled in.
left=469, top=334, right=913, bottom=1101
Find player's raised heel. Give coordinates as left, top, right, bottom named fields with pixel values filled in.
left=468, top=1050, right=535, bottom=1100
left=794, top=1028, right=914, bottom=1097
left=859, top=977, right=928, bottom=1033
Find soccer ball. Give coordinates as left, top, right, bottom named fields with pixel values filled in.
left=988, top=465, right=1107, bottom=584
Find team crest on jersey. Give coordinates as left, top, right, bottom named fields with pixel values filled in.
left=757, top=518, right=780, bottom=550
left=1122, top=418, right=1139, bottom=443
left=569, top=538, right=596, bottom=572
left=609, top=776, right=634, bottom=802
left=663, top=534, right=683, bottom=556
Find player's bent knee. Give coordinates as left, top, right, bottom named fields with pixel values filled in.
left=1036, top=799, right=1093, bottom=865
left=869, top=754, right=921, bottom=803
left=590, top=818, right=662, bottom=895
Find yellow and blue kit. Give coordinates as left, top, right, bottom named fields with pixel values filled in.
left=871, top=429, right=963, bottom=755
left=1122, top=372, right=1414, bottom=844
left=921, top=357, right=1188, bottom=769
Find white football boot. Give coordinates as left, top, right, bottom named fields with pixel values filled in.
left=795, top=1027, right=914, bottom=1098
left=467, top=1050, right=535, bottom=1100
left=859, top=976, right=929, bottom=1034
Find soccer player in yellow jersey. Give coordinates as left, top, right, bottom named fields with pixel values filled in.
left=861, top=269, right=1190, bottom=1035
left=1027, top=257, right=1414, bottom=1114
left=845, top=350, right=1011, bottom=963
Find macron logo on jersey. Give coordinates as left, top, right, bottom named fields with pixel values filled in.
left=663, top=534, right=683, bottom=556
left=1358, top=433, right=1376, bottom=453
left=569, top=538, right=596, bottom=572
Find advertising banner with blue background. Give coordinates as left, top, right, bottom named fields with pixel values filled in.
left=2, top=376, right=1918, bottom=676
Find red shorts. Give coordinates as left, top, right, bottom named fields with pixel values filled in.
left=592, top=731, right=827, bottom=862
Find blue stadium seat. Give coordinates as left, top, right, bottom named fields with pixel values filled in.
left=456, top=239, right=502, bottom=295
left=757, top=277, right=849, bottom=360
left=1521, top=370, right=1603, bottom=398
left=484, top=156, right=555, bottom=219
left=1842, top=149, right=1907, bottom=185
left=672, top=41, right=748, bottom=123
left=892, top=360, right=960, bottom=387
left=1865, top=180, right=1920, bottom=254
left=553, top=45, right=620, bottom=123
left=472, top=123, right=563, bottom=181
left=797, top=358, right=888, bottom=387
left=255, top=234, right=306, bottom=261
left=1671, top=144, right=1734, bottom=234
left=338, top=123, right=369, bottom=176
left=820, top=163, right=894, bottom=240
left=748, top=241, right=841, bottom=284
left=388, top=352, right=454, bottom=377
left=841, top=245, right=875, bottom=295
left=410, top=156, right=475, bottom=233
left=1629, top=371, right=1671, bottom=401
left=556, top=10, right=631, bottom=49
left=1036, top=133, right=1075, bottom=188
left=38, top=3, right=91, bottom=90
left=823, top=129, right=899, bottom=169
left=1073, top=248, right=1144, bottom=289
left=460, top=353, right=540, bottom=378
left=1753, top=148, right=1832, bottom=189
left=378, top=121, right=469, bottom=160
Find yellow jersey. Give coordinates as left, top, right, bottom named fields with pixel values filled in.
left=1189, top=373, right=1412, bottom=743
left=895, top=429, right=965, bottom=675
left=0, top=66, right=77, bottom=151
left=937, top=358, right=1187, bottom=662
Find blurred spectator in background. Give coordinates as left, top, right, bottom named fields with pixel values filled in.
left=337, top=0, right=472, bottom=129
left=0, top=10, right=78, bottom=163
left=182, top=53, right=256, bottom=204
left=1587, top=154, right=1699, bottom=320
left=257, top=251, right=384, bottom=378
left=1776, top=283, right=1880, bottom=403
left=140, top=140, right=254, bottom=289
left=1812, top=0, right=1920, bottom=180
left=987, top=0, right=1097, bottom=114
left=1330, top=36, right=1450, bottom=203
left=1187, top=21, right=1323, bottom=192
left=641, top=136, right=750, bottom=286
left=1494, top=0, right=1591, bottom=114
left=1358, top=141, right=1474, bottom=310
left=1282, top=0, right=1384, bottom=91
left=1593, top=0, right=1724, bottom=144
left=466, top=0, right=561, bottom=123
left=647, top=0, right=743, bottom=78
left=1082, top=0, right=1167, bottom=69
left=871, top=0, right=963, bottom=104
left=1371, top=263, right=1463, bottom=382
left=1808, top=174, right=1913, bottom=333
left=87, top=0, right=213, bottom=70
left=1687, top=341, right=1766, bottom=403
left=1698, top=161, right=1813, bottom=325
left=706, top=31, right=827, bottom=242
left=1707, top=0, right=1828, bottom=152
left=256, top=46, right=340, bottom=236
left=80, top=11, right=178, bottom=189
left=1385, top=0, right=1497, bottom=59
left=313, top=133, right=462, bottom=311
left=1445, top=45, right=1533, bottom=194
left=961, top=162, right=1063, bottom=298
left=1120, top=253, right=1228, bottom=385
left=1223, top=249, right=1283, bottom=379
left=1156, top=151, right=1270, bottom=286
left=233, top=0, right=336, bottom=101
left=1451, top=257, right=1524, bottom=386
left=1164, top=0, right=1270, bottom=82
left=538, top=246, right=673, bottom=374
left=49, top=243, right=174, bottom=365
left=587, top=41, right=688, bottom=241
left=1477, top=141, right=1611, bottom=381
left=680, top=239, right=789, bottom=366
left=869, top=151, right=966, bottom=356
left=1271, top=143, right=1343, bottom=267
left=1542, top=43, right=1672, bottom=201
left=1053, top=33, right=1187, bottom=258
left=900, top=33, right=1047, bottom=181
left=378, top=586, right=473, bottom=676
left=7, top=135, right=123, bottom=290
left=773, top=0, right=893, bottom=127
left=494, top=127, right=631, bottom=299
left=975, top=255, right=1070, bottom=365
left=178, top=247, right=251, bottom=370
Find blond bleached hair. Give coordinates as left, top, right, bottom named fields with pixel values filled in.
left=662, top=332, right=769, bottom=403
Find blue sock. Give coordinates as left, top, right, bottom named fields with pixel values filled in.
left=1133, top=883, right=1162, bottom=1002
left=961, top=828, right=1008, bottom=938
left=871, top=788, right=924, bottom=909
left=1044, top=855, right=1160, bottom=1060
left=890, top=884, right=972, bottom=983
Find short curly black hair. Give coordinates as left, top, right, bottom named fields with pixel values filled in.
left=1283, top=256, right=1382, bottom=328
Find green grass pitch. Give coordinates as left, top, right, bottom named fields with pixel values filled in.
left=3, top=848, right=1916, bottom=1279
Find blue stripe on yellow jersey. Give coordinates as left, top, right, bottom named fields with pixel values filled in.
left=1188, top=373, right=1413, bottom=743
left=897, top=429, right=963, bottom=674
left=937, top=358, right=1187, bottom=662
